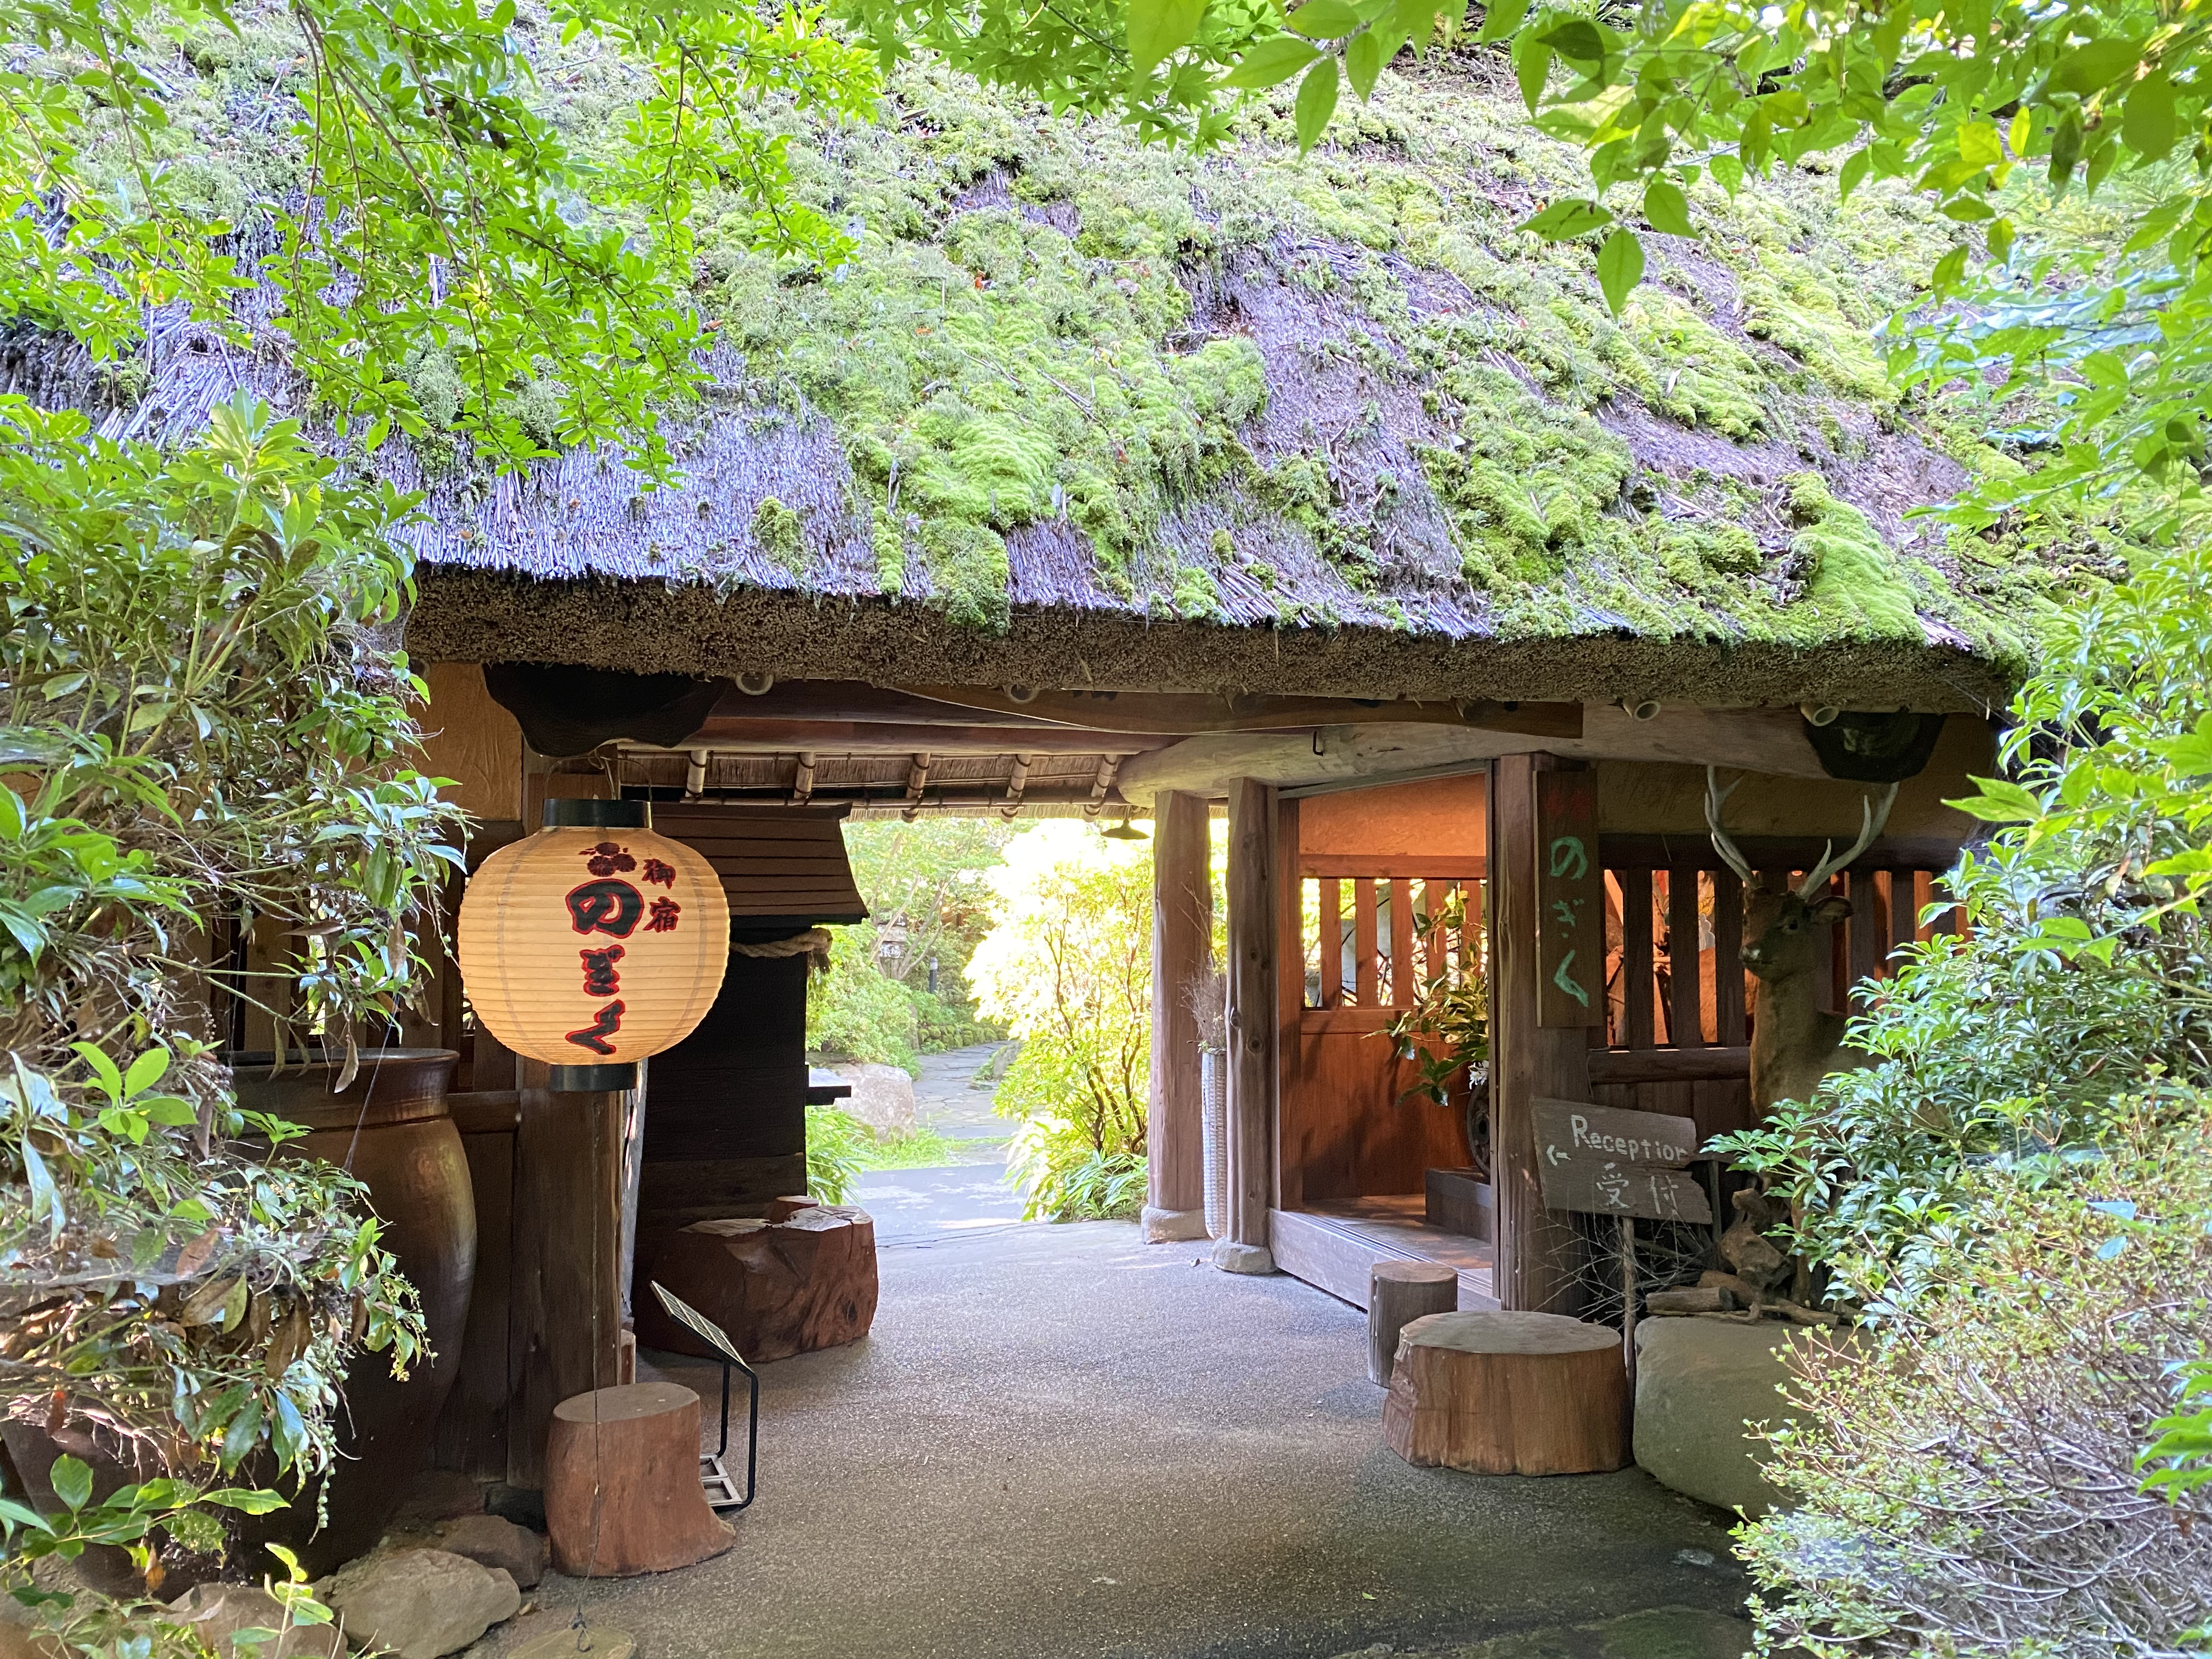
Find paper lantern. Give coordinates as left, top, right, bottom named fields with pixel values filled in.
left=458, top=800, right=730, bottom=1091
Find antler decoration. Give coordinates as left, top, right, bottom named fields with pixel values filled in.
left=1793, top=782, right=1900, bottom=899
left=1705, top=766, right=1757, bottom=884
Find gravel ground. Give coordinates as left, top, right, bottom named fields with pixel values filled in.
left=477, top=1222, right=1752, bottom=1659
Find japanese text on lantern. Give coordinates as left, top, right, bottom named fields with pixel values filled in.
left=1534, top=771, right=1604, bottom=1028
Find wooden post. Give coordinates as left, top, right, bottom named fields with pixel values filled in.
left=1144, top=791, right=1211, bottom=1243
left=507, top=1062, right=627, bottom=1490
left=1216, top=778, right=1277, bottom=1274
left=1618, top=1214, right=1637, bottom=1387
left=1369, top=1261, right=1458, bottom=1385
left=1488, top=754, right=1589, bottom=1314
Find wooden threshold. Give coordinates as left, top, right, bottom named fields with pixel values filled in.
left=1269, top=1201, right=1498, bottom=1313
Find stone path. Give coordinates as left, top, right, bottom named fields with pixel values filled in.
left=491, top=1223, right=1753, bottom=1659
left=853, top=1042, right=1028, bottom=1244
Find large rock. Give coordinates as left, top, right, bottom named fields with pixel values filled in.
left=168, top=1584, right=345, bottom=1659
left=1634, top=1318, right=1850, bottom=1515
left=324, top=1548, right=520, bottom=1659
left=830, top=1063, right=916, bottom=1137
left=432, top=1513, right=549, bottom=1589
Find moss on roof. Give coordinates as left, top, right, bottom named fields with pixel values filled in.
left=46, top=6, right=2098, bottom=699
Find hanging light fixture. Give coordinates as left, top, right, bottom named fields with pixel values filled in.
left=458, top=800, right=731, bottom=1091
left=1100, top=814, right=1148, bottom=842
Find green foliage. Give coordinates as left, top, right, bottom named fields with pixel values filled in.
left=2141, top=1359, right=2212, bottom=1503
left=803, top=1103, right=870, bottom=1204
left=969, top=823, right=1151, bottom=1222
left=1739, top=1102, right=2212, bottom=1658
left=1383, top=885, right=1489, bottom=1120
left=0, top=394, right=445, bottom=1604
left=1700, top=539, right=2212, bottom=1651
left=807, top=922, right=922, bottom=1073
left=2, top=0, right=878, bottom=476
left=808, top=820, right=1013, bottom=1067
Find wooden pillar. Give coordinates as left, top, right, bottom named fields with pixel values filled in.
left=1144, top=791, right=1212, bottom=1243
left=507, top=1062, right=627, bottom=1489
left=1216, top=778, right=1278, bottom=1273
left=1487, top=753, right=1588, bottom=1314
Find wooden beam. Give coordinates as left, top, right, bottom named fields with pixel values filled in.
left=901, top=685, right=1582, bottom=740
left=1218, top=778, right=1278, bottom=1272
left=1118, top=705, right=1836, bottom=801
left=1587, top=1046, right=1751, bottom=1084
left=1488, top=754, right=1589, bottom=1315
left=1146, top=792, right=1211, bottom=1238
left=1598, top=833, right=1966, bottom=872
left=673, top=721, right=1170, bottom=756
left=507, top=1064, right=625, bottom=1490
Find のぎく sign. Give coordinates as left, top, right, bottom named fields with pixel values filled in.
left=1531, top=1098, right=1712, bottom=1224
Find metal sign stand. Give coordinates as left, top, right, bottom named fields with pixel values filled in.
left=650, top=1282, right=760, bottom=1511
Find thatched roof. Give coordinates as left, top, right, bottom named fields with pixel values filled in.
left=13, top=18, right=2070, bottom=711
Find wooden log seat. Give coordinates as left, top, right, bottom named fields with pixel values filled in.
left=1367, top=1261, right=1458, bottom=1386
left=545, top=1383, right=733, bottom=1576
left=634, top=1201, right=878, bottom=1364
left=1382, top=1311, right=1628, bottom=1475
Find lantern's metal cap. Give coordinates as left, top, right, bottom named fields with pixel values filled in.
left=543, top=799, right=650, bottom=830
left=549, top=1062, right=639, bottom=1092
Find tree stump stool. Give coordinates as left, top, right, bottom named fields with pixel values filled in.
left=545, top=1383, right=733, bottom=1576
left=1383, top=1311, right=1627, bottom=1475
left=635, top=1204, right=877, bottom=1364
left=1368, top=1262, right=1458, bottom=1385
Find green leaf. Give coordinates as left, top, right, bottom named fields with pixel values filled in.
left=121, top=1046, right=170, bottom=1097
left=48, top=1457, right=93, bottom=1514
left=1539, top=20, right=1605, bottom=64
left=199, top=1488, right=289, bottom=1515
left=1346, top=29, right=1383, bottom=100
left=1517, top=198, right=1613, bottom=241
left=1473, top=0, right=1527, bottom=44
left=1838, top=146, right=1872, bottom=202
left=1930, top=244, right=1970, bottom=290
left=1708, top=153, right=1743, bottom=195
left=1127, top=0, right=1206, bottom=76
left=1595, top=228, right=1645, bottom=314
left=1513, top=33, right=1551, bottom=112
left=0, top=1499, right=54, bottom=1536
left=1957, top=120, right=2002, bottom=167
left=2053, top=36, right=2145, bottom=98
left=1222, top=35, right=1319, bottom=88
left=2124, top=73, right=2177, bottom=162
left=1294, top=55, right=1341, bottom=150
left=1286, top=0, right=1361, bottom=39
left=1641, top=178, right=1692, bottom=236
left=1944, top=776, right=2041, bottom=822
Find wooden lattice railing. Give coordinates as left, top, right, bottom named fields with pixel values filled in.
left=1592, top=840, right=1960, bottom=1137
left=1296, top=856, right=1487, bottom=1028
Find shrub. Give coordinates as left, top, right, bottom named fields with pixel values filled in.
left=968, top=823, right=1151, bottom=1221
left=1743, top=1101, right=2212, bottom=1659
left=804, top=1104, right=869, bottom=1205
left=0, top=398, right=450, bottom=1624
left=1716, top=541, right=2212, bottom=1654
left=806, top=921, right=920, bottom=1074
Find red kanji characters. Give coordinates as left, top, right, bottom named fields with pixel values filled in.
left=641, top=858, right=676, bottom=888
left=567, top=878, right=644, bottom=937
left=579, top=944, right=625, bottom=997
left=565, top=1000, right=625, bottom=1054
left=643, top=897, right=681, bottom=933
left=581, top=841, right=637, bottom=877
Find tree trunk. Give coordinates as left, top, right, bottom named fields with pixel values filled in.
left=545, top=1382, right=732, bottom=1577
left=1383, top=1311, right=1627, bottom=1475
left=1368, top=1262, right=1458, bottom=1386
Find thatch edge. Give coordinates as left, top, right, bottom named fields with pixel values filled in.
left=406, top=568, right=2014, bottom=713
